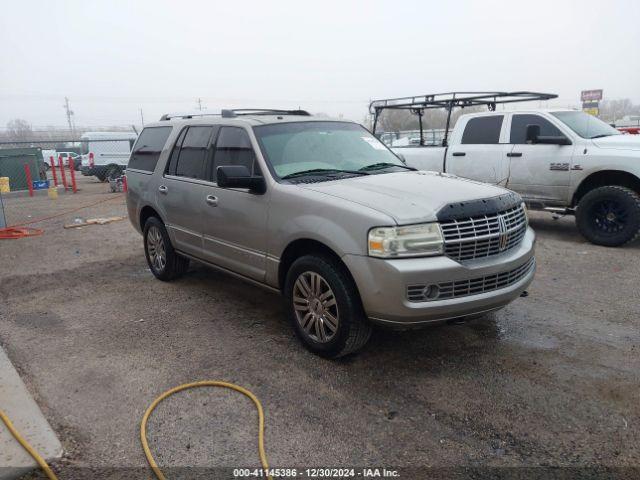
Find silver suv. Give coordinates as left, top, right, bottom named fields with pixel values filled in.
left=126, top=109, right=536, bottom=358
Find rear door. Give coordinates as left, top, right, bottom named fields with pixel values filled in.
left=157, top=125, right=217, bottom=258
left=506, top=113, right=575, bottom=204
left=199, top=126, right=269, bottom=282
left=446, top=115, right=511, bottom=185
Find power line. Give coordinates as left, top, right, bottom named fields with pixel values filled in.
left=63, top=97, right=75, bottom=137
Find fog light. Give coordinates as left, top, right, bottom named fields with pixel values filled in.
left=421, top=285, right=440, bottom=300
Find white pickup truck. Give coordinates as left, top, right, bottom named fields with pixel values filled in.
left=372, top=92, right=640, bottom=247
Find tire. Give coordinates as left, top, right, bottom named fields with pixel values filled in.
left=143, top=217, right=190, bottom=281
left=576, top=186, right=640, bottom=247
left=105, top=164, right=122, bottom=181
left=284, top=254, right=372, bottom=358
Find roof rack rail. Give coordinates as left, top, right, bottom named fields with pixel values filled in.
left=160, top=109, right=311, bottom=121
left=221, top=109, right=311, bottom=118
left=369, top=91, right=557, bottom=146
left=159, top=112, right=221, bottom=121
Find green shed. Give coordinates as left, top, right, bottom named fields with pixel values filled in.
left=0, top=147, right=46, bottom=191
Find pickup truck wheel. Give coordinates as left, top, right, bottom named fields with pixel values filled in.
left=143, top=217, right=190, bottom=281
left=285, top=254, right=372, bottom=358
left=576, top=186, right=640, bottom=247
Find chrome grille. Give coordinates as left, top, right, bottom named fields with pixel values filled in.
left=440, top=204, right=527, bottom=261
left=407, top=257, right=535, bottom=302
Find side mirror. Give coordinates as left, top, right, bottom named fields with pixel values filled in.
left=525, top=124, right=571, bottom=145
left=525, top=124, right=541, bottom=144
left=216, top=165, right=266, bottom=194
left=536, top=135, right=572, bottom=145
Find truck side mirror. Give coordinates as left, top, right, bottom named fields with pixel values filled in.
left=525, top=124, right=540, bottom=144
left=525, top=124, right=571, bottom=145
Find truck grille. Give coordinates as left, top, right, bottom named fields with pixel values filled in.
left=440, top=204, right=527, bottom=261
left=407, top=257, right=535, bottom=302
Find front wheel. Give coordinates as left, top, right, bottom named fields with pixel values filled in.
left=284, top=254, right=372, bottom=358
left=143, top=217, right=190, bottom=281
left=576, top=186, right=640, bottom=247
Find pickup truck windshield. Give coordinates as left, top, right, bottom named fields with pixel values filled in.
left=551, top=111, right=621, bottom=139
left=253, top=121, right=405, bottom=179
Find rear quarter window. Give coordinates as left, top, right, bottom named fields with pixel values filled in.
left=129, top=127, right=172, bottom=172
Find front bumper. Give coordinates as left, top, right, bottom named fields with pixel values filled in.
left=343, top=227, right=536, bottom=326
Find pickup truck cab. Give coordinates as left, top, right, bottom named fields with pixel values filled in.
left=391, top=108, right=640, bottom=247
left=126, top=109, right=535, bottom=358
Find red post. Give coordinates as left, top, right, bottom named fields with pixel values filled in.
left=49, top=156, right=58, bottom=186
left=24, top=164, right=34, bottom=197
left=69, top=159, right=78, bottom=193
left=122, top=174, right=128, bottom=193
left=58, top=155, right=69, bottom=191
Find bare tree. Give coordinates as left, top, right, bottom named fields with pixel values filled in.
left=5, top=119, right=33, bottom=142
left=599, top=99, right=640, bottom=123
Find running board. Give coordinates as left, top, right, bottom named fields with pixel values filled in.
left=544, top=207, right=575, bottom=216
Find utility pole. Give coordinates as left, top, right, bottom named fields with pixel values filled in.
left=139, top=108, right=145, bottom=126
left=196, top=97, right=203, bottom=111
left=63, top=97, right=75, bottom=138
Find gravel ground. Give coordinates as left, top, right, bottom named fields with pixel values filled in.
left=0, top=177, right=638, bottom=479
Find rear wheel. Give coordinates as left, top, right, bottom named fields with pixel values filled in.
left=284, top=254, right=372, bottom=358
left=105, top=164, right=122, bottom=181
left=576, top=186, right=640, bottom=246
left=143, top=217, right=190, bottom=281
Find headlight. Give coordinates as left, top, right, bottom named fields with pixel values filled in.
left=368, top=223, right=444, bottom=258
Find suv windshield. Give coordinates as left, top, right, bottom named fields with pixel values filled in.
left=253, top=121, right=406, bottom=179
left=551, top=111, right=621, bottom=139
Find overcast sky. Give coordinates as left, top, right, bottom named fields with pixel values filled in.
left=1, top=0, right=639, bottom=129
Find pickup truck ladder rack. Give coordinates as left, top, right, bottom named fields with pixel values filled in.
left=369, top=91, right=557, bottom=146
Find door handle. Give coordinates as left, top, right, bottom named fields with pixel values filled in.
left=452, top=152, right=466, bottom=157
left=205, top=195, right=218, bottom=206
left=158, top=185, right=168, bottom=194
left=507, top=152, right=522, bottom=157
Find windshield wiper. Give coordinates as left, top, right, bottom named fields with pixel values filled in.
left=590, top=134, right=614, bottom=139
left=359, top=162, right=417, bottom=172
left=282, top=168, right=369, bottom=180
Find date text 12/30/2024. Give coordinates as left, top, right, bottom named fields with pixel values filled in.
left=234, top=468, right=400, bottom=478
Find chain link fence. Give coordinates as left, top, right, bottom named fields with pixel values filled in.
left=0, top=138, right=135, bottom=232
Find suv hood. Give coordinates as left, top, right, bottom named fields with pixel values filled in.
left=592, top=135, right=640, bottom=152
left=300, top=171, right=509, bottom=224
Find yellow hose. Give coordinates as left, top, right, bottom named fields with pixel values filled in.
left=0, top=410, right=59, bottom=480
left=2, top=381, right=271, bottom=480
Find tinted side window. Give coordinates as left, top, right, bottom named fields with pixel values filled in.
left=129, top=127, right=172, bottom=172
left=211, top=127, right=258, bottom=182
left=461, top=116, right=504, bottom=144
left=175, top=126, right=213, bottom=179
left=510, top=114, right=563, bottom=144
left=167, top=128, right=187, bottom=175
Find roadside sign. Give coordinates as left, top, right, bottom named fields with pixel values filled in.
left=583, top=107, right=599, bottom=116
left=581, top=89, right=603, bottom=102
left=582, top=101, right=599, bottom=109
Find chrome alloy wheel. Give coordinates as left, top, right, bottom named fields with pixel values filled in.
left=146, top=226, right=166, bottom=272
left=293, top=271, right=339, bottom=343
